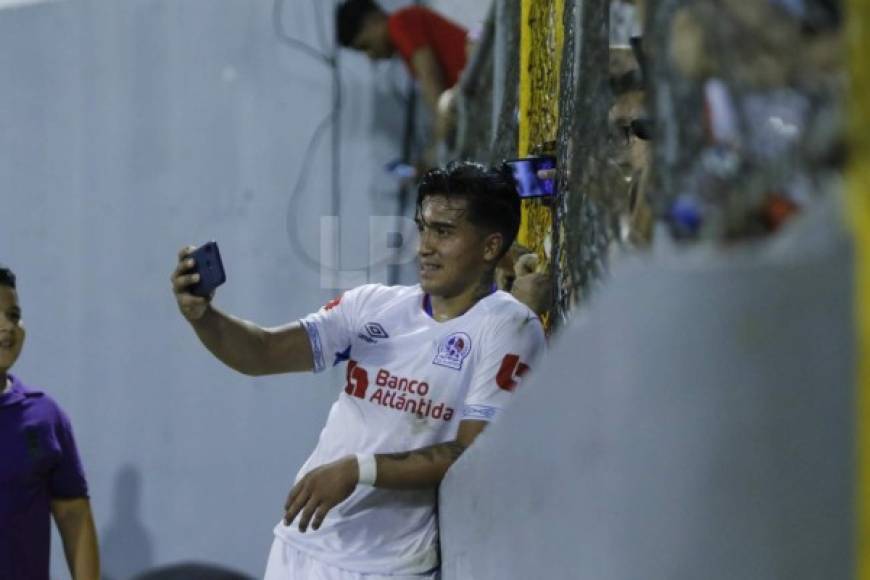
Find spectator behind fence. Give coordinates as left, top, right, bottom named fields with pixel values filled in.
left=336, top=0, right=469, bottom=167
left=171, top=162, right=545, bottom=579
left=0, top=265, right=100, bottom=580
left=496, top=243, right=553, bottom=317
left=536, top=46, right=654, bottom=249
left=608, top=46, right=654, bottom=247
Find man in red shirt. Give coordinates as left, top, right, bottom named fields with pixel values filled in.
left=337, top=0, right=468, bottom=156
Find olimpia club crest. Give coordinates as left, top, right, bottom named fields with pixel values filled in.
left=433, top=332, right=472, bottom=370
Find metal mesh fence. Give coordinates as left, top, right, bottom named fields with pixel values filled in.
left=449, top=0, right=844, bottom=324
left=553, top=0, right=611, bottom=322
left=516, top=0, right=562, bottom=329
left=452, top=0, right=613, bottom=327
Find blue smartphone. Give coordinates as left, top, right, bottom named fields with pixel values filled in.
left=504, top=156, right=557, bottom=198
left=384, top=159, right=417, bottom=179
left=188, top=241, right=226, bottom=297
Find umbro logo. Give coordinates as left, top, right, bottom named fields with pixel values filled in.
left=358, top=322, right=389, bottom=344
left=365, top=323, right=389, bottom=339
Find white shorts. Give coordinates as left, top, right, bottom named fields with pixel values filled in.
left=263, top=537, right=440, bottom=580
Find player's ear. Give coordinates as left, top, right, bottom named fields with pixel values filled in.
left=482, top=232, right=505, bottom=263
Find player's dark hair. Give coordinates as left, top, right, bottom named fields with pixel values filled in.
left=0, top=265, right=16, bottom=289
left=416, top=161, right=521, bottom=260
left=336, top=0, right=384, bottom=47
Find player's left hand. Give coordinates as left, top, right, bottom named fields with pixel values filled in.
left=283, top=456, right=359, bottom=533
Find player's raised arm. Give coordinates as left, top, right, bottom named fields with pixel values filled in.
left=170, top=246, right=314, bottom=376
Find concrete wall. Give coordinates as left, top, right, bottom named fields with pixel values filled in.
left=440, top=201, right=854, bottom=580
left=0, top=0, right=416, bottom=577
left=428, top=0, right=491, bottom=32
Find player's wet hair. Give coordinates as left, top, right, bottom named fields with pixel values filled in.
left=336, top=0, right=384, bottom=47
left=0, top=265, right=15, bottom=290
left=416, top=161, right=521, bottom=260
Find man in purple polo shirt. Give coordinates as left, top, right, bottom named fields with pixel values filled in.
left=0, top=265, right=100, bottom=580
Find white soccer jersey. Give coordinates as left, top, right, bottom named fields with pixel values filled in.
left=273, top=284, right=545, bottom=575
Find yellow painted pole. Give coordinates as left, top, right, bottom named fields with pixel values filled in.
left=519, top=0, right=534, bottom=160
left=516, top=0, right=563, bottom=253
left=517, top=0, right=535, bottom=248
left=851, top=0, right=870, bottom=577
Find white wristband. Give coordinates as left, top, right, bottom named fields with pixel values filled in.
left=356, top=453, right=377, bottom=486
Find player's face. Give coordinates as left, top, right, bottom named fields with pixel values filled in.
left=416, top=195, right=499, bottom=299
left=609, top=89, right=650, bottom=180
left=0, top=286, right=25, bottom=373
left=352, top=19, right=393, bottom=60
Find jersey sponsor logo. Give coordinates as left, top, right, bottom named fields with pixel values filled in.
left=369, top=387, right=455, bottom=422
left=375, top=368, right=429, bottom=396
left=495, top=354, right=530, bottom=391
left=343, top=363, right=456, bottom=422
left=433, top=332, right=472, bottom=370
left=344, top=360, right=369, bottom=399
left=358, top=322, right=389, bottom=343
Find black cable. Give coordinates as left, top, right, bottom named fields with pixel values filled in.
left=312, top=0, right=330, bottom=56
left=387, top=0, right=425, bottom=285
left=330, top=1, right=342, bottom=239
left=272, top=0, right=333, bottom=65
left=273, top=0, right=343, bottom=273
left=284, top=111, right=338, bottom=271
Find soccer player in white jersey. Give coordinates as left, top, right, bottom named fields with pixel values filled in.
left=170, top=162, right=546, bottom=579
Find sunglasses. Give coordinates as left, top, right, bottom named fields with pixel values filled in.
left=611, top=118, right=655, bottom=144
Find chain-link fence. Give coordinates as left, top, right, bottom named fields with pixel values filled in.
left=450, top=0, right=613, bottom=327
left=447, top=0, right=844, bottom=325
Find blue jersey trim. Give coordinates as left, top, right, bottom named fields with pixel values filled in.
left=462, top=405, right=498, bottom=421
left=301, top=319, right=325, bottom=373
